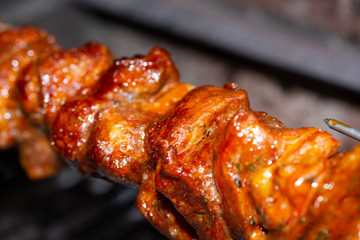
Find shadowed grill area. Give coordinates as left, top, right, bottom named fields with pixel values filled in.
left=0, top=149, right=167, bottom=240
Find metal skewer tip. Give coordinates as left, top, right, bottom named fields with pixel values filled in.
left=324, top=118, right=360, bottom=141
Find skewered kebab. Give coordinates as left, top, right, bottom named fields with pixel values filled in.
left=1, top=23, right=360, bottom=240
left=0, top=24, right=62, bottom=178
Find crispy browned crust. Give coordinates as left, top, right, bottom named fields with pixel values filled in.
left=1, top=24, right=360, bottom=240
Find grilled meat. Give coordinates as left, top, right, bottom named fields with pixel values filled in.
left=1, top=24, right=360, bottom=240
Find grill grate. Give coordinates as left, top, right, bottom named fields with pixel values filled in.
left=0, top=149, right=168, bottom=240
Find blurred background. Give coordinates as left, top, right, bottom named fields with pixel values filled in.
left=1, top=0, right=360, bottom=239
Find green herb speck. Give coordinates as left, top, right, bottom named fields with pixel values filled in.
left=255, top=155, right=263, bottom=162
left=245, top=164, right=258, bottom=171
left=315, top=229, right=329, bottom=240
left=306, top=176, right=316, bottom=183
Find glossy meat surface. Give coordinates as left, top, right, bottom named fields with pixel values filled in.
left=147, top=85, right=249, bottom=239
left=214, top=109, right=341, bottom=239
left=137, top=171, right=198, bottom=240
left=0, top=26, right=59, bottom=148
left=0, top=25, right=114, bottom=179
left=19, top=129, right=63, bottom=179
left=0, top=25, right=62, bottom=179
left=19, top=41, right=114, bottom=126
left=51, top=47, right=192, bottom=184
left=50, top=47, right=196, bottom=238
left=17, top=39, right=113, bottom=179
left=2, top=24, right=360, bottom=240
left=86, top=107, right=157, bottom=184
left=146, top=83, right=360, bottom=239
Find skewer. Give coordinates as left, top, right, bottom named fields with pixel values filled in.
left=324, top=118, right=360, bottom=141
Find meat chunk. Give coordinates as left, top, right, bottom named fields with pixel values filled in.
left=214, top=107, right=340, bottom=239
left=146, top=82, right=351, bottom=239
left=86, top=107, right=157, bottom=184
left=146, top=86, right=249, bottom=239
left=16, top=40, right=113, bottom=179
left=0, top=26, right=59, bottom=148
left=303, top=145, right=360, bottom=239
left=19, top=129, right=63, bottom=179
left=51, top=47, right=196, bottom=238
left=19, top=41, right=114, bottom=126
left=51, top=47, right=191, bottom=182
left=137, top=171, right=198, bottom=240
